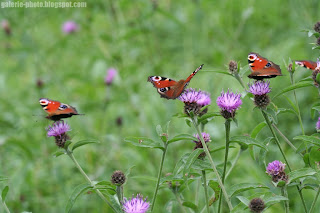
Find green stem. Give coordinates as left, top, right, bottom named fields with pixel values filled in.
left=174, top=192, right=187, bottom=213
left=151, top=143, right=168, bottom=211
left=261, top=110, right=308, bottom=213
left=234, top=73, right=246, bottom=89
left=218, top=120, right=231, bottom=213
left=66, top=149, right=118, bottom=212
left=2, top=201, right=10, bottom=213
left=202, top=170, right=210, bottom=213
left=309, top=185, right=320, bottom=213
left=225, top=148, right=242, bottom=179
left=191, top=116, right=233, bottom=211
left=272, top=124, right=300, bottom=154
left=116, top=186, right=123, bottom=206
left=195, top=179, right=200, bottom=206
left=281, top=186, right=290, bottom=213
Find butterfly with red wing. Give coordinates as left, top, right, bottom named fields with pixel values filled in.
left=148, top=64, right=203, bottom=99
left=248, top=52, right=282, bottom=80
left=295, top=60, right=318, bottom=70
left=39, top=98, right=79, bottom=121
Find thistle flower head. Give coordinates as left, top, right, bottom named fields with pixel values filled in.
left=249, top=198, right=265, bottom=213
left=111, top=170, right=126, bottom=186
left=266, top=160, right=286, bottom=176
left=316, top=114, right=320, bottom=131
left=178, top=88, right=211, bottom=116
left=62, top=21, right=79, bottom=34
left=46, top=121, right=71, bottom=148
left=314, top=21, right=320, bottom=33
left=123, top=194, right=150, bottom=213
left=105, top=68, right=117, bottom=85
left=228, top=60, right=238, bottom=74
left=216, top=90, right=242, bottom=119
left=248, top=81, right=271, bottom=95
left=193, top=132, right=211, bottom=143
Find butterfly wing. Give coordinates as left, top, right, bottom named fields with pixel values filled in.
left=248, top=52, right=282, bottom=80
left=39, top=98, right=79, bottom=121
left=295, top=60, right=317, bottom=70
left=148, top=64, right=203, bottom=99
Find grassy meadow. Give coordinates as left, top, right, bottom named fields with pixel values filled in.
left=1, top=0, right=320, bottom=212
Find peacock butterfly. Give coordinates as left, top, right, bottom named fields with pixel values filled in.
left=39, top=98, right=79, bottom=121
left=248, top=52, right=282, bottom=80
left=295, top=60, right=317, bottom=70
left=148, top=64, right=203, bottom=99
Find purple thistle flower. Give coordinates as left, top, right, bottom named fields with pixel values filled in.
left=123, top=194, right=150, bottom=213
left=316, top=58, right=320, bottom=71
left=216, top=90, right=242, bottom=119
left=178, top=88, right=211, bottom=106
left=46, top=121, right=71, bottom=137
left=248, top=81, right=271, bottom=95
left=316, top=114, right=320, bottom=131
left=194, top=132, right=211, bottom=143
left=266, top=160, right=286, bottom=176
left=179, top=88, right=211, bottom=116
left=62, top=21, right=79, bottom=34
left=105, top=68, right=117, bottom=85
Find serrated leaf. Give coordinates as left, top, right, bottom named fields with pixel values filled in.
left=273, top=81, right=313, bottom=99
left=53, top=150, right=66, bottom=158
left=230, top=136, right=267, bottom=150
left=65, top=183, right=93, bottom=213
left=0, top=176, right=9, bottom=182
left=250, top=122, right=266, bottom=138
left=288, top=168, right=317, bottom=183
left=294, top=135, right=320, bottom=146
left=183, top=149, right=203, bottom=182
left=71, top=139, right=100, bottom=151
left=124, top=137, right=164, bottom=150
left=229, top=183, right=269, bottom=197
left=1, top=186, right=9, bottom=201
left=191, top=158, right=212, bottom=171
left=182, top=201, right=198, bottom=211
left=168, top=134, right=197, bottom=144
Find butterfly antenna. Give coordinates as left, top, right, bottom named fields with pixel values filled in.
left=185, top=64, right=204, bottom=82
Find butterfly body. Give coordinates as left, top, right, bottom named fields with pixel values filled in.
left=39, top=98, right=79, bottom=121
left=295, top=60, right=317, bottom=70
left=248, top=52, right=282, bottom=80
left=148, top=64, right=203, bottom=99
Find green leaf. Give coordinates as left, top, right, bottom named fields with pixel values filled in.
left=124, top=137, right=164, bottom=150
left=264, top=108, right=278, bottom=124
left=294, top=135, right=320, bottom=146
left=273, top=81, right=313, bottom=99
left=264, top=195, right=288, bottom=206
left=53, top=150, right=66, bottom=158
left=64, top=140, right=73, bottom=149
left=250, top=122, right=266, bottom=138
left=72, top=139, right=100, bottom=151
left=236, top=195, right=250, bottom=206
left=198, top=112, right=220, bottom=124
left=311, top=103, right=320, bottom=119
left=125, top=165, right=136, bottom=177
left=156, top=124, right=163, bottom=136
left=229, top=183, right=269, bottom=197
left=230, top=136, right=267, bottom=150
left=208, top=180, right=220, bottom=205
left=65, top=183, right=92, bottom=213
left=191, top=158, right=212, bottom=171
left=1, top=186, right=9, bottom=201
left=288, top=168, right=317, bottom=183
left=183, top=149, right=203, bottom=181
left=0, top=176, right=9, bottom=182
left=309, top=146, right=320, bottom=169
left=168, top=134, right=197, bottom=144
left=182, top=201, right=198, bottom=211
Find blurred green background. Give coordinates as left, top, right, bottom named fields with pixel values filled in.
left=1, top=0, right=320, bottom=212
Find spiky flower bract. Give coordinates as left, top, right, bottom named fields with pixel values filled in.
left=46, top=121, right=71, bottom=148
left=314, top=21, right=320, bottom=33
left=123, top=194, right=150, bottom=213
left=228, top=60, right=238, bottom=74
left=216, top=89, right=242, bottom=119
left=105, top=68, right=117, bottom=85
left=178, top=88, right=211, bottom=116
left=62, top=21, right=79, bottom=34
left=111, top=170, right=126, bottom=186
left=249, top=198, right=265, bottom=213
left=248, top=81, right=271, bottom=108
left=266, top=160, right=288, bottom=183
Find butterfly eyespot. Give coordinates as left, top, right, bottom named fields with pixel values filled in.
left=265, top=62, right=271, bottom=68
left=248, top=54, right=257, bottom=61
left=39, top=99, right=49, bottom=106
left=59, top=104, right=68, bottom=109
left=152, top=76, right=162, bottom=81
left=158, top=87, right=169, bottom=93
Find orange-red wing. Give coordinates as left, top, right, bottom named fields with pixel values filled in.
left=295, top=60, right=317, bottom=70
left=39, top=98, right=79, bottom=120
left=147, top=76, right=177, bottom=88
left=248, top=52, right=282, bottom=80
